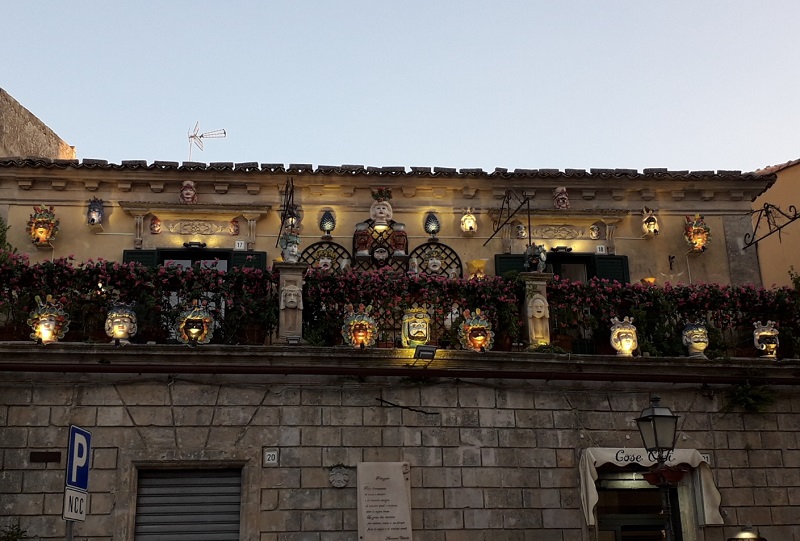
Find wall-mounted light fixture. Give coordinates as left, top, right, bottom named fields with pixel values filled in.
left=424, top=212, right=441, bottom=241
left=410, top=344, right=438, bottom=368
left=551, top=246, right=573, bottom=253
left=460, top=208, right=477, bottom=237
left=183, top=241, right=207, bottom=249
left=319, top=209, right=336, bottom=239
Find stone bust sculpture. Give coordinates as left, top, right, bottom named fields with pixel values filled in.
left=527, top=293, right=550, bottom=347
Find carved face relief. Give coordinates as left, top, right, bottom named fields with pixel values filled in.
left=180, top=180, right=197, bottom=204
left=529, top=298, right=547, bottom=319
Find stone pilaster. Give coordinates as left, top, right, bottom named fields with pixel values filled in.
left=519, top=272, right=554, bottom=348
left=275, top=262, right=308, bottom=344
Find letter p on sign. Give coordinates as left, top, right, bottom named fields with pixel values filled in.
left=66, top=426, right=92, bottom=491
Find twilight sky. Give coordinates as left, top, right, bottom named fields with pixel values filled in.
left=4, top=1, right=799, bottom=172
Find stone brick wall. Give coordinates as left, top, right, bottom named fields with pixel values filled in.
left=1, top=375, right=799, bottom=540
left=0, top=88, right=75, bottom=159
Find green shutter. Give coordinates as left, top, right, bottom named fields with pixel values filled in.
left=123, top=250, right=158, bottom=268
left=230, top=251, right=267, bottom=270
left=494, top=254, right=527, bottom=276
left=594, top=255, right=630, bottom=284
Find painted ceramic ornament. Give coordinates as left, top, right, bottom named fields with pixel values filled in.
left=87, top=197, right=104, bottom=226
left=175, top=302, right=215, bottom=346
left=753, top=320, right=779, bottom=359
left=610, top=316, right=638, bottom=357
left=28, top=204, right=59, bottom=246
left=105, top=302, right=138, bottom=345
left=401, top=308, right=431, bottom=348
left=682, top=323, right=709, bottom=359
left=458, top=309, right=495, bottom=352
left=28, top=295, right=69, bottom=344
left=684, top=214, right=710, bottom=252
left=342, top=304, right=378, bottom=349
left=316, top=248, right=337, bottom=271
left=423, top=212, right=441, bottom=238
left=369, top=187, right=393, bottom=227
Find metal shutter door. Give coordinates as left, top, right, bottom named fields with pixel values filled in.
left=134, top=469, right=242, bottom=541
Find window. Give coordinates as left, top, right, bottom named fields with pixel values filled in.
left=494, top=253, right=630, bottom=283
left=134, top=468, right=242, bottom=541
left=123, top=249, right=267, bottom=270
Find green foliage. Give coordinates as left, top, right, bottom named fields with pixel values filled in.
left=723, top=381, right=776, bottom=413
left=0, top=523, right=28, bottom=541
left=530, top=343, right=568, bottom=354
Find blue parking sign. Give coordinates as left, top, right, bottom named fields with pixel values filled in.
left=65, top=425, right=92, bottom=491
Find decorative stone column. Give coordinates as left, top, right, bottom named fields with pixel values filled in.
left=275, top=262, right=307, bottom=344
left=519, top=271, right=554, bottom=348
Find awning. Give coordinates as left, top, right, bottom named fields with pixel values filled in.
left=579, top=447, right=723, bottom=527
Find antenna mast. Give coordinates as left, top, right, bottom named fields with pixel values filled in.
left=188, top=122, right=227, bottom=160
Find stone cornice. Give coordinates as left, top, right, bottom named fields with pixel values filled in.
left=0, top=343, right=797, bottom=386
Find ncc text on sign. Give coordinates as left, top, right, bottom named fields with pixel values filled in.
left=63, top=425, right=92, bottom=522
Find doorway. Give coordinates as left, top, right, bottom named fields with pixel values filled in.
left=596, top=468, right=682, bottom=541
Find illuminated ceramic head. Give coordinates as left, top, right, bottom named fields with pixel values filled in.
left=372, top=245, right=391, bottom=265
left=589, top=224, right=601, bottom=240
left=401, top=308, right=431, bottom=348
left=28, top=295, right=69, bottom=344
left=370, top=187, right=393, bottom=226
left=684, top=214, right=710, bottom=252
left=87, top=197, right=104, bottom=226
left=28, top=205, right=59, bottom=246
left=281, top=284, right=303, bottom=310
left=753, top=320, right=779, bottom=359
left=682, top=323, right=708, bottom=359
left=458, top=309, right=495, bottom=352
left=342, top=304, right=378, bottom=348
left=105, top=303, right=138, bottom=342
left=176, top=303, right=214, bottom=345
left=180, top=180, right=197, bottom=204
left=610, top=316, right=638, bottom=357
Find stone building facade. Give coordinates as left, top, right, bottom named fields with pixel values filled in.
left=2, top=345, right=799, bottom=540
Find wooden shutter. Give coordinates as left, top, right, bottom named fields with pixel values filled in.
left=593, top=255, right=630, bottom=284
left=230, top=251, right=268, bottom=270
left=123, top=250, right=158, bottom=268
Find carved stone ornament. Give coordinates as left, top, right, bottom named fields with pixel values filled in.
left=529, top=225, right=581, bottom=240
left=329, top=466, right=349, bottom=488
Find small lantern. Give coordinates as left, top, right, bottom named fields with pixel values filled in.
left=175, top=302, right=214, bottom=346
left=28, top=204, right=59, bottom=247
left=319, top=210, right=336, bottom=238
left=342, top=304, right=378, bottom=349
left=635, top=396, right=679, bottom=464
left=458, top=309, right=495, bottom=352
left=27, top=295, right=69, bottom=344
left=424, top=212, right=441, bottom=241
left=105, top=303, right=138, bottom=345
left=610, top=316, right=638, bottom=357
left=460, top=209, right=477, bottom=237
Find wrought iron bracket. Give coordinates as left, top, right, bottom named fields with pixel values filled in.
left=743, top=203, right=800, bottom=249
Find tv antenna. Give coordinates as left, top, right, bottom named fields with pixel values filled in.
left=187, top=122, right=226, bottom=161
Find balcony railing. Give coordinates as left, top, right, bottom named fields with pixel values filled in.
left=0, top=251, right=798, bottom=359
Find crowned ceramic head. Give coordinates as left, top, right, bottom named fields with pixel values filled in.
left=682, top=323, right=708, bottom=359
left=370, top=187, right=393, bottom=225
left=610, top=316, right=638, bottom=357
left=105, top=303, right=138, bottom=344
